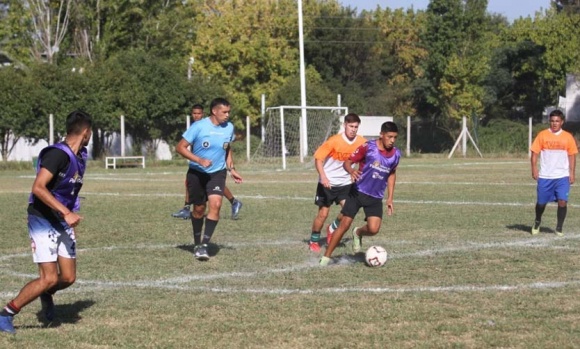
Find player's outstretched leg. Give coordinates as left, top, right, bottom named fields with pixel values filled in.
left=320, top=216, right=354, bottom=266
left=531, top=203, right=546, bottom=235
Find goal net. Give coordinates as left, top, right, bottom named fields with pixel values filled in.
left=251, top=106, right=348, bottom=170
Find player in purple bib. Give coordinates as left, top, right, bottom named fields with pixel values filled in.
left=320, top=121, right=401, bottom=266
left=0, top=111, right=93, bottom=334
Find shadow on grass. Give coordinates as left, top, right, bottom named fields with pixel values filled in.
left=506, top=224, right=555, bottom=234
left=176, top=243, right=222, bottom=257
left=333, top=253, right=366, bottom=265
left=300, top=238, right=351, bottom=248
left=30, top=299, right=95, bottom=329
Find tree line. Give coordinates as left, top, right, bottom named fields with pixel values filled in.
left=1, top=0, right=579, bottom=159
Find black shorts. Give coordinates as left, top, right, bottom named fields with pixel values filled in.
left=341, top=189, right=384, bottom=219
left=314, top=183, right=352, bottom=207
left=186, top=168, right=227, bottom=205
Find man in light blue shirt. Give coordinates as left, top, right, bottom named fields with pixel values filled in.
left=176, top=98, right=243, bottom=260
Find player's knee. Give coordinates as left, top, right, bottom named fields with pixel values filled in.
left=60, top=275, right=76, bottom=286
left=40, top=275, right=59, bottom=289
left=192, top=205, right=205, bottom=217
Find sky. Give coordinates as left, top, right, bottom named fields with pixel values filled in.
left=341, top=0, right=551, bottom=21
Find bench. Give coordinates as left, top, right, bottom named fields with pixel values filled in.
left=105, top=156, right=145, bottom=169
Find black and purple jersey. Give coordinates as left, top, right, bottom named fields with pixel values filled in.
left=350, top=140, right=400, bottom=199
left=28, top=142, right=88, bottom=215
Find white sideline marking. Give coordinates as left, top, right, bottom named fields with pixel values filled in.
left=3, top=280, right=578, bottom=298
left=1, top=235, right=578, bottom=296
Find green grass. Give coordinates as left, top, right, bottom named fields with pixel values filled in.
left=1, top=158, right=579, bottom=348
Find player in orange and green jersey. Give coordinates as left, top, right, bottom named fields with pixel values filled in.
left=308, top=113, right=367, bottom=252
left=530, top=109, right=578, bottom=236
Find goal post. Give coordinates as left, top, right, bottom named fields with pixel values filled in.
left=251, top=106, right=348, bottom=170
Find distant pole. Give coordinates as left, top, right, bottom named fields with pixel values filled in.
left=49, top=114, right=54, bottom=145
left=406, top=116, right=411, bottom=157
left=120, top=115, right=125, bottom=156
left=186, top=114, right=191, bottom=130
left=246, top=116, right=251, bottom=161
left=261, top=94, right=266, bottom=142
left=462, top=116, right=467, bottom=157
left=529, top=117, right=533, bottom=159
left=187, top=57, right=194, bottom=81
left=298, top=0, right=308, bottom=161
left=337, top=94, right=341, bottom=107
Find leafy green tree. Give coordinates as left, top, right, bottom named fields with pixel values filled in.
left=190, top=0, right=300, bottom=128
left=506, top=11, right=580, bottom=120
left=0, top=67, right=47, bottom=160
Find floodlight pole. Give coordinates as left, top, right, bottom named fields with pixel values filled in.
left=298, top=0, right=307, bottom=162
left=528, top=117, right=532, bottom=159
left=406, top=116, right=411, bottom=157
left=120, top=114, right=125, bottom=156
left=261, top=94, right=266, bottom=142
left=49, top=114, right=54, bottom=145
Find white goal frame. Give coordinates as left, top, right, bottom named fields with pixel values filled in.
left=256, top=105, right=348, bottom=170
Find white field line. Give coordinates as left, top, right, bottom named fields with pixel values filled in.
left=0, top=191, right=550, bottom=208
left=1, top=235, right=578, bottom=295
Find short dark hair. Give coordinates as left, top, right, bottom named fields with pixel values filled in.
left=381, top=121, right=398, bottom=133
left=210, top=98, right=230, bottom=112
left=192, top=104, right=204, bottom=111
left=344, top=113, right=361, bottom=124
left=549, top=109, right=564, bottom=120
left=66, top=110, right=93, bottom=135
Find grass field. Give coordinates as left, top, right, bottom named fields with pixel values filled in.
left=0, top=158, right=579, bottom=348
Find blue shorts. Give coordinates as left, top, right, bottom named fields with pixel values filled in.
left=537, top=177, right=570, bottom=205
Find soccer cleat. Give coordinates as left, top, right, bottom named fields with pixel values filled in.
left=531, top=221, right=540, bottom=235
left=319, top=256, right=331, bottom=266
left=352, top=226, right=362, bottom=253
left=172, top=207, right=191, bottom=220
left=555, top=229, right=564, bottom=237
left=231, top=199, right=243, bottom=220
left=0, top=314, right=15, bottom=334
left=40, top=293, right=55, bottom=322
left=326, top=224, right=334, bottom=246
left=309, top=241, right=321, bottom=253
left=195, top=244, right=210, bottom=261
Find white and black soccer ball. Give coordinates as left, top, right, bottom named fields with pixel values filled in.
left=365, top=245, right=388, bottom=267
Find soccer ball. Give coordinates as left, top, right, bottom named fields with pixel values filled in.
left=365, top=246, right=388, bottom=267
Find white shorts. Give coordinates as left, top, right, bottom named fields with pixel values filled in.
left=28, top=214, right=77, bottom=263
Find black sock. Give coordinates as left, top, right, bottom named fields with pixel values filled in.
left=191, top=217, right=203, bottom=245
left=202, top=218, right=218, bottom=244
left=557, top=205, right=567, bottom=231
left=535, top=203, right=546, bottom=223
left=228, top=197, right=235, bottom=204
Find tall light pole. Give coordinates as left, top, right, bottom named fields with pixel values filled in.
left=298, top=0, right=308, bottom=161
left=187, top=57, right=195, bottom=81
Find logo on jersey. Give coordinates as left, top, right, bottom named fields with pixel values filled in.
left=202, top=141, right=210, bottom=148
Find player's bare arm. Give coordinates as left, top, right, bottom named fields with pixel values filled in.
left=530, top=152, right=539, bottom=180
left=343, top=159, right=361, bottom=182
left=315, top=159, right=331, bottom=188
left=31, top=168, right=82, bottom=227
left=569, top=154, right=576, bottom=184
left=225, top=146, right=243, bottom=184
left=176, top=138, right=212, bottom=168
left=385, top=170, right=396, bottom=216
